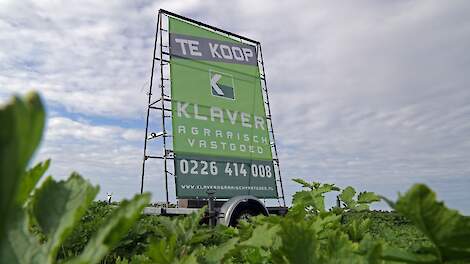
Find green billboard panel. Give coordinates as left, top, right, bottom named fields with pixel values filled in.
left=169, top=17, right=277, bottom=199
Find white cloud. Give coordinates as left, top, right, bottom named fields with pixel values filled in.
left=33, top=115, right=168, bottom=201
left=46, top=116, right=142, bottom=143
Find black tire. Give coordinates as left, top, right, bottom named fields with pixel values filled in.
left=229, top=207, right=262, bottom=227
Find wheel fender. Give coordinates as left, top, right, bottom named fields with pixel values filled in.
left=219, top=195, right=268, bottom=226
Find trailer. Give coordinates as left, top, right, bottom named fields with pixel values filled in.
left=140, top=10, right=287, bottom=226
left=143, top=196, right=287, bottom=226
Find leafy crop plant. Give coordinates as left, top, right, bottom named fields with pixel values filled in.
left=0, top=92, right=150, bottom=264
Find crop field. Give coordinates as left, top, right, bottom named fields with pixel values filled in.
left=54, top=204, right=433, bottom=263
left=2, top=94, right=470, bottom=264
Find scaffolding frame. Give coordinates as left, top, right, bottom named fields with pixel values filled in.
left=140, top=9, right=286, bottom=207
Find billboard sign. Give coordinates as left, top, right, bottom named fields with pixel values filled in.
left=169, top=17, right=277, bottom=198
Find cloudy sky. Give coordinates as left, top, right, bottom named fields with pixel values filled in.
left=1, top=0, right=469, bottom=213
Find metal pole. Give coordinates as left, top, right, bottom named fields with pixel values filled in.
left=207, top=190, right=216, bottom=227
left=258, top=44, right=286, bottom=207
left=140, top=12, right=160, bottom=194
left=159, top=12, right=169, bottom=207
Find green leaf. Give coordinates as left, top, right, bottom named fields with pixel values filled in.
left=355, top=204, right=370, bottom=212
left=30, top=173, right=99, bottom=263
left=153, top=207, right=210, bottom=256
left=292, top=178, right=313, bottom=189
left=178, top=254, right=198, bottom=264
left=315, top=183, right=341, bottom=193
left=292, top=190, right=326, bottom=213
left=147, top=234, right=199, bottom=264
left=69, top=193, right=150, bottom=264
left=358, top=235, right=384, bottom=264
left=147, top=235, right=177, bottom=264
left=271, top=219, right=321, bottom=264
left=240, top=223, right=280, bottom=248
left=311, top=213, right=342, bottom=239
left=324, top=231, right=362, bottom=263
left=389, top=184, right=470, bottom=262
left=381, top=247, right=438, bottom=263
left=124, top=255, right=153, bottom=264
left=0, top=92, right=45, bottom=241
left=339, top=188, right=379, bottom=212
left=203, top=238, right=238, bottom=263
left=291, top=182, right=341, bottom=215
left=238, top=247, right=270, bottom=264
left=16, top=160, right=50, bottom=205
left=292, top=179, right=340, bottom=193
left=345, top=219, right=370, bottom=242
left=0, top=210, right=46, bottom=264
left=339, top=186, right=356, bottom=208
left=357, top=192, right=381, bottom=204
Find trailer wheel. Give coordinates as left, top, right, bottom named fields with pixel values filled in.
left=237, top=210, right=255, bottom=222
left=229, top=208, right=258, bottom=226
left=229, top=201, right=268, bottom=226
left=220, top=195, right=269, bottom=227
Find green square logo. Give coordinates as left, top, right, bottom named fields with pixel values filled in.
left=209, top=70, right=235, bottom=100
